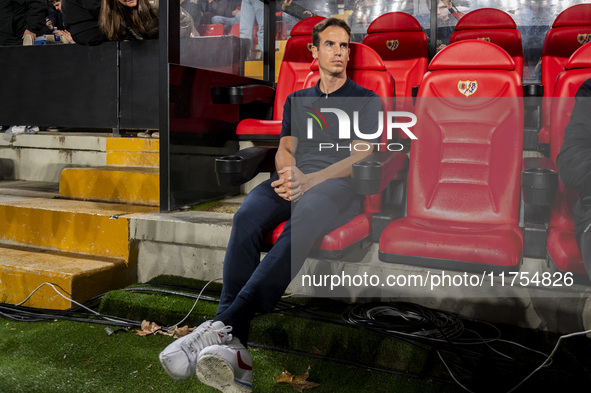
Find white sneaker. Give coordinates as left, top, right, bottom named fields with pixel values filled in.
left=159, top=320, right=232, bottom=380
left=11, top=126, right=26, bottom=135
left=196, top=337, right=253, bottom=392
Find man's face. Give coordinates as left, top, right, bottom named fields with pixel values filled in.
left=54, top=0, right=62, bottom=11
left=311, top=26, right=350, bottom=77
left=437, top=0, right=452, bottom=21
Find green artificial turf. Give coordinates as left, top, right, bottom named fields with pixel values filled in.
left=2, top=275, right=591, bottom=393
left=0, top=319, right=457, bottom=393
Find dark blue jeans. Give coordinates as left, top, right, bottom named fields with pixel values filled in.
left=217, top=173, right=362, bottom=314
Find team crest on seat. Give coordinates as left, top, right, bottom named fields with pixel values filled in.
left=577, top=33, right=591, bottom=45
left=477, top=37, right=491, bottom=42
left=458, top=81, right=478, bottom=97
left=386, top=40, right=399, bottom=51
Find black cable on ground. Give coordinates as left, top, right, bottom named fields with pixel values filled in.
left=0, top=283, right=581, bottom=393
left=247, top=342, right=458, bottom=386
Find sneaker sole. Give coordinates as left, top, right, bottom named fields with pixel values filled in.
left=196, top=354, right=251, bottom=393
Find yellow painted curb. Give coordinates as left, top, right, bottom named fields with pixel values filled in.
left=59, top=166, right=160, bottom=206
left=0, top=198, right=156, bottom=260
left=106, top=137, right=159, bottom=153
left=0, top=245, right=134, bottom=310
left=244, top=52, right=283, bottom=81
left=107, top=151, right=159, bottom=167
left=106, top=137, right=160, bottom=168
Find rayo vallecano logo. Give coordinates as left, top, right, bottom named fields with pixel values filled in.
left=577, top=33, right=591, bottom=45
left=305, top=108, right=417, bottom=152
left=477, top=37, right=491, bottom=42
left=458, top=80, right=478, bottom=97
left=386, top=40, right=399, bottom=51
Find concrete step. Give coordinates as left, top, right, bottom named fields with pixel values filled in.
left=59, top=166, right=159, bottom=206
left=0, top=244, right=133, bottom=310
left=0, top=133, right=160, bottom=182
left=0, top=180, right=59, bottom=198
left=127, top=205, right=591, bottom=335
left=0, top=132, right=109, bottom=182
left=106, top=137, right=159, bottom=167
left=0, top=196, right=157, bottom=260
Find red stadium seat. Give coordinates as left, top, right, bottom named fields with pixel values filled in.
left=263, top=43, right=406, bottom=258
left=537, top=4, right=591, bottom=148
left=236, top=16, right=325, bottom=140
left=449, top=8, right=523, bottom=80
left=546, top=43, right=591, bottom=276
left=228, top=24, right=240, bottom=37
left=362, top=12, right=428, bottom=113
left=378, top=40, right=524, bottom=271
left=198, top=24, right=224, bottom=36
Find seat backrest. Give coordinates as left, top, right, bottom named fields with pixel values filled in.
left=549, top=43, right=591, bottom=231
left=273, top=16, right=326, bottom=121
left=410, top=40, right=523, bottom=224
left=541, top=4, right=591, bottom=126
left=362, top=12, right=428, bottom=111
left=449, top=8, right=523, bottom=79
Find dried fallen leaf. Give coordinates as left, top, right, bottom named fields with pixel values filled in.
left=292, top=366, right=310, bottom=383
left=275, top=368, right=294, bottom=383
left=135, top=320, right=163, bottom=336
left=275, top=366, right=320, bottom=392
left=292, top=381, right=320, bottom=393
left=161, top=325, right=192, bottom=339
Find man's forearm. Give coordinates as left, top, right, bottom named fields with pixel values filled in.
left=275, top=136, right=296, bottom=173
left=304, top=140, right=373, bottom=190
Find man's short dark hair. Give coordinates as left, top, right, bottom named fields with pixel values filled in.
left=312, top=17, right=351, bottom=48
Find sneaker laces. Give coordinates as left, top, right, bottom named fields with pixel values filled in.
left=184, top=322, right=232, bottom=354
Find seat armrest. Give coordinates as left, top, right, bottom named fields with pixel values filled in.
left=521, top=156, right=556, bottom=258
left=521, top=157, right=558, bottom=206
left=523, top=83, right=544, bottom=151
left=352, top=151, right=408, bottom=195
left=215, top=146, right=277, bottom=187
left=211, top=84, right=275, bottom=105
left=523, top=83, right=543, bottom=98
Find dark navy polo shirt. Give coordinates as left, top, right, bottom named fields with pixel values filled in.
left=280, top=78, right=383, bottom=174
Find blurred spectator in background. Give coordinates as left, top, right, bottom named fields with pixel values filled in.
left=98, top=0, right=158, bottom=40
left=348, top=0, right=384, bottom=42
left=0, top=0, right=47, bottom=46
left=178, top=0, right=200, bottom=38
left=239, top=0, right=263, bottom=56
left=434, top=0, right=464, bottom=52
left=41, top=0, right=74, bottom=42
left=211, top=0, right=241, bottom=34
left=200, top=0, right=233, bottom=25
left=62, top=0, right=106, bottom=45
